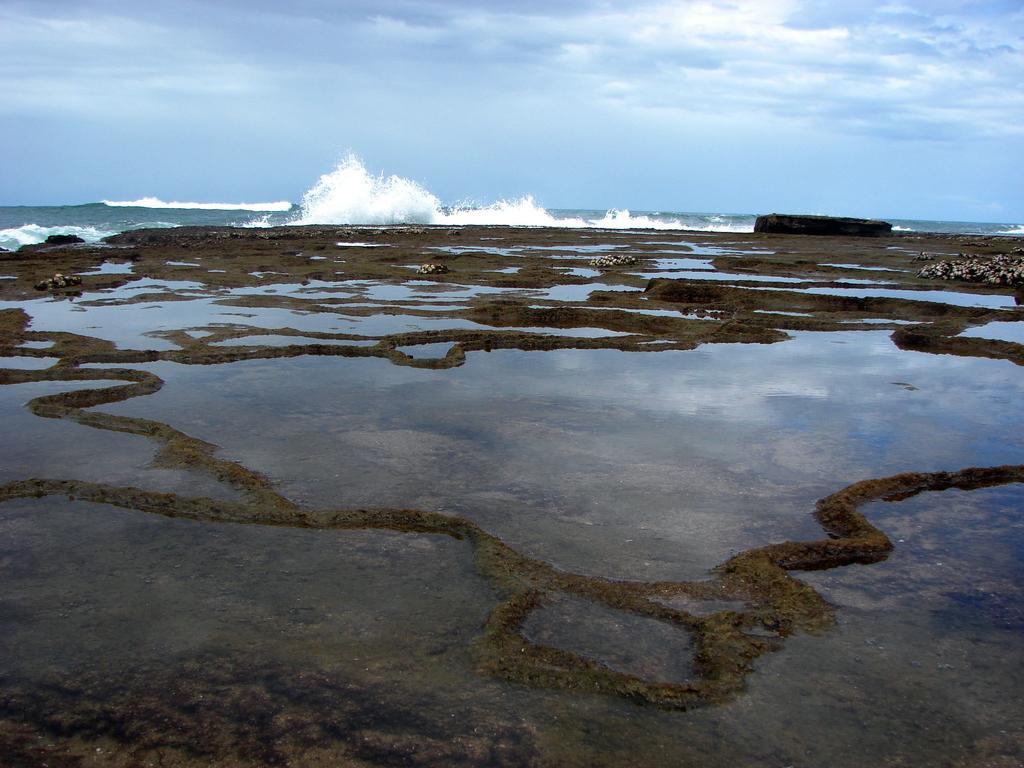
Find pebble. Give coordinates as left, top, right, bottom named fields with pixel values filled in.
left=589, top=253, right=638, bottom=268
left=917, top=254, right=1024, bottom=287
left=34, top=272, right=83, bottom=291
left=417, top=263, right=449, bottom=275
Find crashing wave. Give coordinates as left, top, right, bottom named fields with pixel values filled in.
left=0, top=223, right=177, bottom=250
left=103, top=197, right=293, bottom=212
left=289, top=154, right=736, bottom=230
left=291, top=155, right=440, bottom=225
left=0, top=224, right=118, bottom=250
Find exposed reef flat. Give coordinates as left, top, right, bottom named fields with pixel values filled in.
left=1, top=225, right=1023, bottom=767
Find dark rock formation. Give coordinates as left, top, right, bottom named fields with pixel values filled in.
left=754, top=214, right=892, bottom=237
left=44, top=234, right=85, bottom=245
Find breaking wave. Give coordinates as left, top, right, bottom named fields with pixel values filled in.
left=290, top=154, right=740, bottom=230
left=292, top=155, right=441, bottom=226
left=996, top=224, right=1024, bottom=236
left=104, top=197, right=293, bottom=212
left=0, top=224, right=118, bottom=250
left=0, top=222, right=176, bottom=251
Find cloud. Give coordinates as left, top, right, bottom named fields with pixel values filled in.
left=0, top=0, right=1020, bottom=216
left=1, top=0, right=1019, bottom=142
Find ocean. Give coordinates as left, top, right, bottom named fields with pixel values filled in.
left=2, top=155, right=1021, bottom=251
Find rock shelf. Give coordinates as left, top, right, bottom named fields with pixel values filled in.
left=1, top=224, right=1022, bottom=765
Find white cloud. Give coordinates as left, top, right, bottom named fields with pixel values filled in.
left=0, top=0, right=1019, bottom=216
left=1, top=0, right=1018, bottom=140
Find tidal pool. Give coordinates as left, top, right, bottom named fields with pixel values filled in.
left=92, top=331, right=1024, bottom=583
left=958, top=320, right=1024, bottom=344
left=1, top=226, right=1022, bottom=767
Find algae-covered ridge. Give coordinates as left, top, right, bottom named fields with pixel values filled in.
left=1, top=224, right=1023, bottom=711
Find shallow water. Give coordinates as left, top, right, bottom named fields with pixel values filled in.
left=395, top=342, right=458, bottom=358
left=536, top=283, right=641, bottom=302
left=79, top=260, right=135, bottom=275
left=210, top=334, right=379, bottom=348
left=2, top=229, right=1023, bottom=767
left=0, top=379, right=240, bottom=500
left=958, top=320, right=1024, bottom=344
left=630, top=256, right=712, bottom=271
left=792, top=285, right=1019, bottom=309
left=820, top=262, right=905, bottom=272
left=522, top=593, right=696, bottom=684
left=631, top=268, right=808, bottom=283
left=0, top=355, right=58, bottom=369
left=90, top=331, right=1024, bottom=583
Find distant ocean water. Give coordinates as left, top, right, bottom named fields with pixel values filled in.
left=2, top=155, right=1021, bottom=251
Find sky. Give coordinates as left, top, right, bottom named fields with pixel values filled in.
left=1, top=0, right=1022, bottom=221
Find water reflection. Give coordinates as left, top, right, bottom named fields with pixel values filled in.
left=958, top=320, right=1024, bottom=344
left=3, top=240, right=1023, bottom=765
left=96, top=331, right=1024, bottom=584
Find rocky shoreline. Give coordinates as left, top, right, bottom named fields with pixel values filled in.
left=1, top=223, right=1022, bottom=767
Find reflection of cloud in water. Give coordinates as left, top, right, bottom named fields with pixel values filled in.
left=99, top=330, right=1024, bottom=585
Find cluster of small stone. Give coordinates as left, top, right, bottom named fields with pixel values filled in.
left=417, top=263, right=450, bottom=275
left=589, top=253, right=638, bottom=268
left=917, top=254, right=1024, bottom=287
left=34, top=273, right=83, bottom=291
left=913, top=252, right=939, bottom=261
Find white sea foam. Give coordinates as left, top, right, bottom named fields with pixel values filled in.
left=0, top=223, right=117, bottom=250
left=892, top=225, right=915, bottom=232
left=588, top=210, right=752, bottom=232
left=686, top=223, right=755, bottom=233
left=103, top=197, right=293, bottom=212
left=0, top=222, right=179, bottom=250
left=442, top=197, right=587, bottom=228
left=996, top=224, right=1024, bottom=236
left=290, top=154, right=737, bottom=231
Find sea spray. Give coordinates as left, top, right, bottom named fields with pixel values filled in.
left=292, top=154, right=441, bottom=225
left=291, top=154, right=700, bottom=229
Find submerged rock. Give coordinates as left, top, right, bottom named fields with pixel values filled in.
left=754, top=214, right=892, bottom=237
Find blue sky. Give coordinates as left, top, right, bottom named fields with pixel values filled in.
left=1, top=0, right=1021, bottom=221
